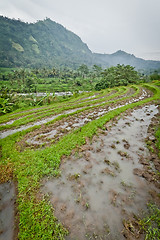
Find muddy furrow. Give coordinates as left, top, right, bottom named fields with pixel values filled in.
left=0, top=89, right=110, bottom=125
left=41, top=104, right=159, bottom=240
left=0, top=107, right=83, bottom=139
left=67, top=89, right=111, bottom=104
left=0, top=87, right=132, bottom=135
left=0, top=87, right=151, bottom=139
left=71, top=89, right=117, bottom=104
left=18, top=88, right=151, bottom=150
left=0, top=88, right=118, bottom=127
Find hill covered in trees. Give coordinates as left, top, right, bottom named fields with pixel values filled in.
left=0, top=16, right=160, bottom=71
left=0, top=16, right=94, bottom=68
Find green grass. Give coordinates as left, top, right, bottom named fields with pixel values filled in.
left=0, top=86, right=129, bottom=127
left=139, top=204, right=160, bottom=240
left=0, top=83, right=159, bottom=239
left=0, top=88, right=109, bottom=124
left=0, top=67, right=17, bottom=73
left=0, top=86, right=124, bottom=130
left=155, top=125, right=160, bottom=157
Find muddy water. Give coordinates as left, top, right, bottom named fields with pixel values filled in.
left=0, top=90, right=114, bottom=127
left=0, top=89, right=150, bottom=140
left=0, top=182, right=16, bottom=240
left=24, top=90, right=150, bottom=147
left=0, top=120, right=15, bottom=127
left=0, top=108, right=84, bottom=139
left=42, top=105, right=158, bottom=240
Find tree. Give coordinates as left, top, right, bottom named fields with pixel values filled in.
left=95, top=64, right=140, bottom=90
left=150, top=71, right=160, bottom=81
left=77, top=64, right=89, bottom=78
left=92, top=64, right=102, bottom=78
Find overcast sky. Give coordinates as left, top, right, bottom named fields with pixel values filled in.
left=1, top=0, right=160, bottom=60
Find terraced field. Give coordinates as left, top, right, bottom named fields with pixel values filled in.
left=0, top=83, right=160, bottom=240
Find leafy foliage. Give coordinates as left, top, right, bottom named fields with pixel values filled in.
left=139, top=204, right=160, bottom=240
left=0, top=65, right=103, bottom=95
left=0, top=87, right=16, bottom=114
left=95, top=64, right=141, bottom=90
left=150, top=71, right=160, bottom=81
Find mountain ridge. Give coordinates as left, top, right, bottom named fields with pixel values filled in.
left=0, top=16, right=160, bottom=71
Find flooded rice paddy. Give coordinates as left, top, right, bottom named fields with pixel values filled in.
left=17, top=89, right=150, bottom=148
left=0, top=87, right=145, bottom=140
left=41, top=104, right=159, bottom=240
left=0, top=84, right=159, bottom=240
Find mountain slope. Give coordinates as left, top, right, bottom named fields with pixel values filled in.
left=0, top=16, right=160, bottom=71
left=0, top=16, right=93, bottom=68
left=94, top=50, right=160, bottom=71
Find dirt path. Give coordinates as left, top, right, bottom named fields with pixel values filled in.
left=41, top=104, right=159, bottom=240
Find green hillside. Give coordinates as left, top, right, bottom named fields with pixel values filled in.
left=0, top=16, right=160, bottom=71
left=0, top=16, right=93, bottom=68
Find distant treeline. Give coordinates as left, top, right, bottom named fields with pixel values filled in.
left=0, top=64, right=159, bottom=115
left=0, top=64, right=159, bottom=94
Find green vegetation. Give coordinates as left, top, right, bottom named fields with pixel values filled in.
left=0, top=85, right=138, bottom=130
left=150, top=71, right=160, bottom=81
left=0, top=82, right=159, bottom=239
left=95, top=64, right=141, bottom=90
left=1, top=16, right=160, bottom=71
left=155, top=125, right=160, bottom=156
left=0, top=63, right=153, bottom=116
left=0, top=65, right=102, bottom=94
left=12, top=41, right=24, bottom=52
left=139, top=204, right=160, bottom=240
left=0, top=14, right=160, bottom=240
left=0, top=16, right=93, bottom=68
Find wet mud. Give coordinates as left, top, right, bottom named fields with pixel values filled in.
left=0, top=87, right=151, bottom=141
left=0, top=90, right=111, bottom=127
left=0, top=107, right=85, bottom=139
left=18, top=89, right=151, bottom=150
left=69, top=90, right=112, bottom=104
left=0, top=86, right=144, bottom=139
left=41, top=104, right=159, bottom=240
left=0, top=182, right=16, bottom=240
